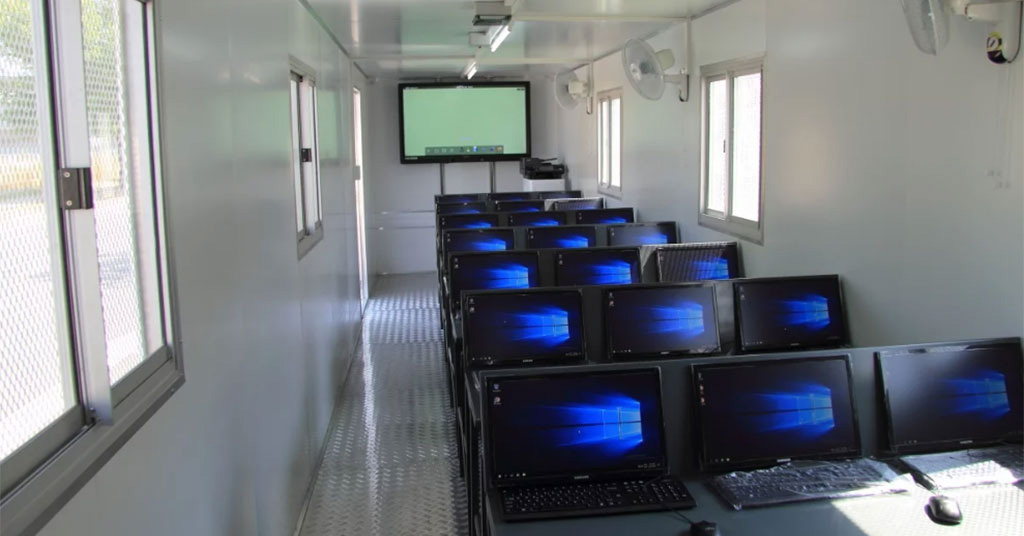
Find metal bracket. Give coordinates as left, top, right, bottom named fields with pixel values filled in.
left=301, top=148, right=313, bottom=163
left=58, top=167, right=93, bottom=210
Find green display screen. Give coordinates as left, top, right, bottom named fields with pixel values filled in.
left=400, top=83, right=530, bottom=163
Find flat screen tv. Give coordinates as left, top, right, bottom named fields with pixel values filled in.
left=399, top=82, right=531, bottom=164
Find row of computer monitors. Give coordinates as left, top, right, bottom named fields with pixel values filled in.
left=436, top=208, right=639, bottom=232
left=436, top=198, right=609, bottom=215
left=460, top=276, right=848, bottom=367
left=446, top=244, right=742, bottom=310
left=484, top=339, right=1023, bottom=485
left=435, top=191, right=582, bottom=205
left=442, top=223, right=680, bottom=256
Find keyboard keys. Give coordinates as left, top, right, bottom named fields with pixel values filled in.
left=500, top=477, right=695, bottom=521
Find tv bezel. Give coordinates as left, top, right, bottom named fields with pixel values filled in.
left=398, top=81, right=532, bottom=164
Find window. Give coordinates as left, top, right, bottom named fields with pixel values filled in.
left=1, top=1, right=180, bottom=533
left=289, top=63, right=323, bottom=258
left=597, top=89, right=622, bottom=195
left=699, top=57, right=764, bottom=244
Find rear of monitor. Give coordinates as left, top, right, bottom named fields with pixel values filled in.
left=655, top=242, right=740, bottom=282
left=575, top=207, right=635, bottom=224
left=526, top=225, right=597, bottom=249
left=507, top=211, right=567, bottom=227
left=494, top=200, right=545, bottom=213
left=544, top=197, right=604, bottom=211
left=607, top=222, right=678, bottom=246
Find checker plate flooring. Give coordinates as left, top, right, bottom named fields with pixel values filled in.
left=298, top=273, right=468, bottom=536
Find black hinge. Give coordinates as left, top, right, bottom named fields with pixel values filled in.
left=300, top=148, right=313, bottom=163
left=59, top=167, right=94, bottom=210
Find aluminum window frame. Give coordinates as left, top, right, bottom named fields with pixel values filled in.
left=0, top=1, right=184, bottom=534
left=596, top=88, right=623, bottom=198
left=698, top=56, right=765, bottom=245
left=289, top=58, right=324, bottom=259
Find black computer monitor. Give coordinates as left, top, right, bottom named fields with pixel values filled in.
left=655, top=242, right=740, bottom=282
left=495, top=200, right=545, bottom=213
left=436, top=193, right=483, bottom=204
left=733, top=275, right=849, bottom=353
left=692, top=355, right=861, bottom=471
left=604, top=284, right=720, bottom=359
left=507, top=211, right=567, bottom=227
left=449, top=251, right=540, bottom=309
left=438, top=213, right=500, bottom=231
left=607, top=223, right=678, bottom=246
left=575, top=208, right=635, bottom=224
left=436, top=201, right=488, bottom=215
left=443, top=228, right=515, bottom=254
left=555, top=248, right=641, bottom=286
left=463, top=290, right=586, bottom=367
left=487, top=368, right=667, bottom=486
left=489, top=192, right=533, bottom=202
left=877, top=340, right=1024, bottom=454
left=526, top=226, right=597, bottom=249
left=536, top=190, right=582, bottom=200
left=548, top=197, right=604, bottom=211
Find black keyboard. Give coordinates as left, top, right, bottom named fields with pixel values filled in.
left=500, top=477, right=695, bottom=521
left=710, top=459, right=911, bottom=510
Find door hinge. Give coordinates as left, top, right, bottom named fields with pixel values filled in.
left=59, top=167, right=94, bottom=210
left=300, top=148, right=313, bottom=163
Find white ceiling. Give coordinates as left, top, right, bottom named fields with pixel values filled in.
left=304, top=0, right=736, bottom=78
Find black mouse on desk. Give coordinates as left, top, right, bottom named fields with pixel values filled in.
left=689, top=520, right=721, bottom=536
left=926, top=495, right=963, bottom=525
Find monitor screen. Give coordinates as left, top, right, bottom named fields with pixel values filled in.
left=877, top=341, right=1024, bottom=453
left=536, top=190, right=582, bottom=200
left=438, top=213, right=500, bottom=231
left=693, top=356, right=861, bottom=471
left=656, top=243, right=739, bottom=282
left=495, top=200, right=545, bottom=213
left=449, top=252, right=540, bottom=308
left=605, top=285, right=720, bottom=358
left=507, top=211, right=566, bottom=227
left=526, top=226, right=596, bottom=249
left=436, top=194, right=481, bottom=204
left=444, top=229, right=515, bottom=254
left=555, top=248, right=641, bottom=286
left=436, top=201, right=487, bottom=215
left=463, top=290, right=585, bottom=366
left=400, top=82, right=530, bottom=163
left=488, top=369, right=666, bottom=486
left=575, top=208, right=635, bottom=225
left=608, top=223, right=678, bottom=246
left=489, top=192, right=533, bottom=202
left=734, top=276, right=848, bottom=353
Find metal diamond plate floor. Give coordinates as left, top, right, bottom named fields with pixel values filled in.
left=298, top=273, right=468, bottom=536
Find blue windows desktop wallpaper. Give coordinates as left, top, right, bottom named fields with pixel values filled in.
left=577, top=209, right=634, bottom=225
left=606, top=286, right=719, bottom=356
left=528, top=227, right=596, bottom=249
left=451, top=254, right=539, bottom=306
left=510, top=212, right=564, bottom=227
left=736, top=278, right=846, bottom=350
left=465, top=292, right=584, bottom=362
left=880, top=345, right=1023, bottom=449
left=489, top=371, right=665, bottom=482
left=446, top=230, right=514, bottom=253
left=609, top=225, right=673, bottom=246
left=556, top=250, right=640, bottom=286
left=696, top=358, right=858, bottom=467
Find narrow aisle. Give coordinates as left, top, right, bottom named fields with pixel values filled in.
left=298, top=273, right=468, bottom=536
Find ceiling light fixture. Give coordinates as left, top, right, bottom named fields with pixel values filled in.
left=489, top=24, right=511, bottom=52
left=463, top=60, right=478, bottom=79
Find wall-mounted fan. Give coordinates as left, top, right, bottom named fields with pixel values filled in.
left=554, top=64, right=593, bottom=114
left=621, top=38, right=689, bottom=102
left=902, top=0, right=1021, bottom=63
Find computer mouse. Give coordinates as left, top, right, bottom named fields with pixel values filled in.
left=689, top=520, right=721, bottom=536
left=926, top=495, right=963, bottom=525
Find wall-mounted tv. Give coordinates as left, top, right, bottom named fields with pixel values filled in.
left=399, top=82, right=531, bottom=164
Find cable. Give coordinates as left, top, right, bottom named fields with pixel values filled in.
left=642, top=475, right=696, bottom=526
left=1005, top=1, right=1023, bottom=64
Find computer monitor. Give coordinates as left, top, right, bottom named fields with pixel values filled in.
left=438, top=213, right=500, bottom=231
left=436, top=201, right=488, bottom=215
left=605, top=284, right=720, bottom=359
left=877, top=340, right=1024, bottom=454
left=495, top=200, right=545, bottom=213
left=436, top=193, right=483, bottom=204
left=507, top=211, right=567, bottom=227
left=489, top=192, right=533, bottom=202
left=692, top=355, right=861, bottom=471
left=536, top=190, right=583, bottom=200
left=575, top=208, right=635, bottom=225
left=655, top=243, right=740, bottom=282
left=734, top=275, right=849, bottom=353
left=487, top=368, right=667, bottom=486
left=607, top=223, right=678, bottom=246
left=443, top=228, right=515, bottom=254
left=555, top=248, right=641, bottom=286
left=545, top=197, right=604, bottom=211
left=463, top=290, right=586, bottom=367
left=449, top=251, right=540, bottom=309
left=526, top=226, right=597, bottom=249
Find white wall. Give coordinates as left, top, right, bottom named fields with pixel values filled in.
left=552, top=0, right=1024, bottom=346
left=37, top=1, right=362, bottom=535
left=363, top=77, right=560, bottom=274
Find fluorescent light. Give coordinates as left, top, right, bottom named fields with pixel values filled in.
left=490, top=24, right=511, bottom=52
left=463, top=60, right=478, bottom=79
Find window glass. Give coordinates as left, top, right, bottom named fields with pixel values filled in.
left=706, top=78, right=728, bottom=214
left=290, top=76, right=303, bottom=233
left=731, top=72, right=761, bottom=222
left=610, top=96, right=621, bottom=188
